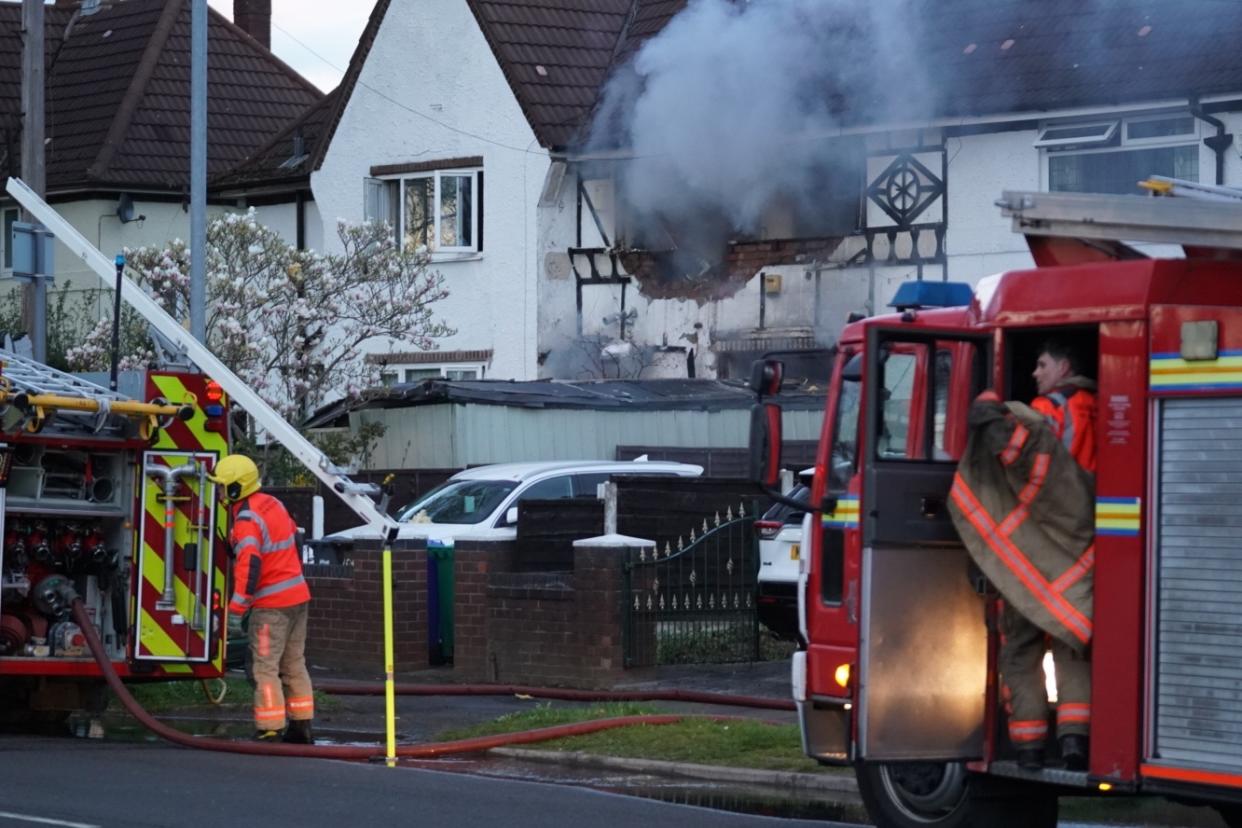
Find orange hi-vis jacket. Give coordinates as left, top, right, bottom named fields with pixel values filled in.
left=228, top=492, right=310, bottom=616
left=1030, top=376, right=1098, bottom=473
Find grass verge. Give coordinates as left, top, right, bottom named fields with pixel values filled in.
left=435, top=702, right=834, bottom=774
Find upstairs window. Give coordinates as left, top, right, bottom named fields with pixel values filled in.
left=366, top=159, right=483, bottom=257
left=1039, top=114, right=1199, bottom=195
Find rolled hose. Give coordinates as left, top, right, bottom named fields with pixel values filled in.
left=71, top=599, right=768, bottom=759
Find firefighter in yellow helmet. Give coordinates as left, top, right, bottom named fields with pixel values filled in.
left=209, top=454, right=315, bottom=744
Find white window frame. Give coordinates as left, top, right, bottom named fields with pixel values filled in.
left=1039, top=112, right=1202, bottom=192
left=382, top=168, right=482, bottom=259
left=384, top=362, right=487, bottom=383
left=1, top=206, right=18, bottom=274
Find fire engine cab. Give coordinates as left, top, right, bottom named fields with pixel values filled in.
left=750, top=185, right=1242, bottom=828
left=0, top=352, right=231, bottom=720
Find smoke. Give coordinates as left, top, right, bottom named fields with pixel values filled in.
left=587, top=0, right=930, bottom=257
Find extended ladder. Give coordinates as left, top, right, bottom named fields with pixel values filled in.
left=5, top=178, right=397, bottom=536
left=996, top=189, right=1242, bottom=253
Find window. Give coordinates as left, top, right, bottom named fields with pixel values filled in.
left=828, top=355, right=861, bottom=492
left=571, top=473, right=613, bottom=499
left=519, top=476, right=573, bottom=501
left=379, top=363, right=485, bottom=385
left=367, top=168, right=482, bottom=256
left=1042, top=114, right=1199, bottom=195
left=877, top=346, right=925, bottom=460
left=395, top=479, right=517, bottom=525
left=2, top=207, right=17, bottom=271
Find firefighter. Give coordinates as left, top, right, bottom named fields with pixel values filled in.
left=209, top=454, right=315, bottom=744
left=1002, top=340, right=1097, bottom=770
left=949, top=340, right=1097, bottom=772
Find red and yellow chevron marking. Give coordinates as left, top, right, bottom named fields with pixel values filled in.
left=133, top=372, right=229, bottom=673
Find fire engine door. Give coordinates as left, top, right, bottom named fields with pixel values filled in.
left=857, top=327, right=990, bottom=761
left=135, top=451, right=218, bottom=662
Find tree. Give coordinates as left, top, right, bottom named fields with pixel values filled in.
left=66, top=211, right=453, bottom=477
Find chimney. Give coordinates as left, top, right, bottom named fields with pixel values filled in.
left=233, top=0, right=272, bottom=50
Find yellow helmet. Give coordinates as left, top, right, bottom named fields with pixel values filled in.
left=208, top=454, right=261, bottom=501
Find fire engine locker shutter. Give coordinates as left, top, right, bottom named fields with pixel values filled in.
left=1154, top=397, right=1242, bottom=771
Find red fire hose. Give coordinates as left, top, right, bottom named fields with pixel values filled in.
left=72, top=599, right=787, bottom=760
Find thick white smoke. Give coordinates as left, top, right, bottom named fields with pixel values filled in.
left=589, top=0, right=928, bottom=241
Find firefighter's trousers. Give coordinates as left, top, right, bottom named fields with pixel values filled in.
left=249, top=603, right=315, bottom=732
left=1000, top=602, right=1090, bottom=748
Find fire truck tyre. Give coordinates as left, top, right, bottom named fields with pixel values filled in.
left=855, top=761, right=1058, bottom=828
left=1215, top=804, right=1242, bottom=828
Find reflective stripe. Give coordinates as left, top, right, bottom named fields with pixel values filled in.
left=1008, top=720, right=1048, bottom=742
left=1060, top=409, right=1075, bottom=455
left=1048, top=392, right=1067, bottom=409
left=237, top=509, right=273, bottom=549
left=234, top=537, right=260, bottom=555
left=229, top=592, right=250, bottom=609
left=997, top=454, right=1051, bottom=536
left=287, top=696, right=314, bottom=713
left=252, top=574, right=308, bottom=602
left=1058, top=703, right=1091, bottom=725
left=951, top=474, right=1093, bottom=644
left=238, top=508, right=297, bottom=554
left=999, top=424, right=1029, bottom=466
left=1052, top=545, right=1095, bottom=594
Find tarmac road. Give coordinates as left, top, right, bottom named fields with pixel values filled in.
left=0, top=735, right=846, bottom=828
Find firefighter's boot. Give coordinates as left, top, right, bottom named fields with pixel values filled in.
left=283, top=719, right=314, bottom=745
left=1060, top=734, right=1087, bottom=771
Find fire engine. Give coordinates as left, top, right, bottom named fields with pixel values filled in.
left=0, top=177, right=397, bottom=726
left=750, top=182, right=1242, bottom=828
left=0, top=352, right=232, bottom=719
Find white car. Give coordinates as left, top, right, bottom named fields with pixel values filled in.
left=324, top=458, right=704, bottom=547
left=756, top=477, right=811, bottom=643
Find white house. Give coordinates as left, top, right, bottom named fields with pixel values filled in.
left=0, top=0, right=323, bottom=341
left=255, top=0, right=1242, bottom=384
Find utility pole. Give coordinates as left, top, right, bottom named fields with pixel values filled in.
left=190, top=0, right=206, bottom=343
left=20, top=0, right=46, bottom=362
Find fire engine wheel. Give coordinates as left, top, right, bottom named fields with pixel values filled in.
left=856, top=761, right=1058, bottom=828
left=1215, top=804, right=1242, bottom=828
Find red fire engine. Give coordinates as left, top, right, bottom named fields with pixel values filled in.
left=0, top=354, right=232, bottom=719
left=751, top=185, right=1242, bottom=827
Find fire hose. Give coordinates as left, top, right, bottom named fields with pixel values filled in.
left=71, top=597, right=791, bottom=761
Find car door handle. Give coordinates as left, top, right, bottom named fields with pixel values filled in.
left=920, top=496, right=944, bottom=519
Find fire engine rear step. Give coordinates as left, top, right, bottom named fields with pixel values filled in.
left=987, top=760, right=1091, bottom=789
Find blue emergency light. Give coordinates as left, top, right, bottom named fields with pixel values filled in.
left=888, top=280, right=974, bottom=310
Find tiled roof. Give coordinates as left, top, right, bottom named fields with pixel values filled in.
left=0, top=0, right=322, bottom=194
left=463, top=0, right=1242, bottom=150
left=213, top=88, right=338, bottom=191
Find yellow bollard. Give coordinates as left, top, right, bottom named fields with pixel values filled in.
left=382, top=532, right=397, bottom=767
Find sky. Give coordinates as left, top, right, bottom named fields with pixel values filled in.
left=206, top=0, right=377, bottom=92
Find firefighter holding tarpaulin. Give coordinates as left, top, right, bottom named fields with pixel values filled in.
left=209, top=454, right=316, bottom=744
left=948, top=341, right=1097, bottom=771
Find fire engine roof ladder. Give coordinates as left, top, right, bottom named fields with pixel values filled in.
left=996, top=185, right=1242, bottom=259
left=4, top=177, right=398, bottom=537
left=0, top=344, right=194, bottom=434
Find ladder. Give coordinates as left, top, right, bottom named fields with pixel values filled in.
left=0, top=347, right=128, bottom=401
left=995, top=189, right=1242, bottom=252
left=4, top=178, right=398, bottom=537
left=1139, top=175, right=1242, bottom=204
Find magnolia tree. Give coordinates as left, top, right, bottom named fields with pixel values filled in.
left=65, top=212, right=452, bottom=476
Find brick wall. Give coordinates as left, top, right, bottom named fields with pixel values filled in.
left=454, top=538, right=630, bottom=689
left=303, top=541, right=429, bottom=672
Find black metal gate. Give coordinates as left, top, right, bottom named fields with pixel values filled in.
left=623, top=504, right=759, bottom=666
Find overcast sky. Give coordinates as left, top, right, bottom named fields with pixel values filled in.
left=207, top=0, right=377, bottom=92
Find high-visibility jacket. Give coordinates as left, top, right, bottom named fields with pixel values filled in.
left=1030, top=376, right=1097, bottom=473
left=948, top=399, right=1095, bottom=651
left=228, top=492, right=310, bottom=615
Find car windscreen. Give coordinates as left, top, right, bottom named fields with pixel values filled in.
left=760, top=484, right=810, bottom=524
left=395, top=479, right=518, bottom=525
